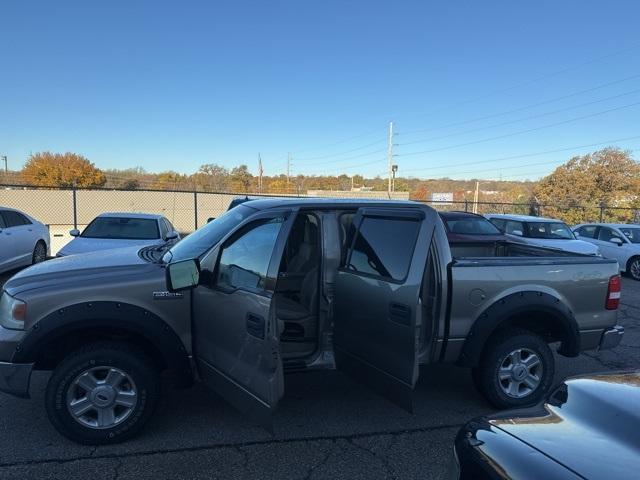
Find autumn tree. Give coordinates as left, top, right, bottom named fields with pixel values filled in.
left=192, top=163, right=229, bottom=192
left=229, top=165, right=253, bottom=193
left=534, top=148, right=640, bottom=224
left=21, top=152, right=106, bottom=188
left=151, top=171, right=190, bottom=190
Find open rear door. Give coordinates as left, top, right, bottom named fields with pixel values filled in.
left=334, top=207, right=433, bottom=412
left=192, top=208, right=296, bottom=431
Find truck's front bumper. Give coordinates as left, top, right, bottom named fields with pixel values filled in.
left=599, top=325, right=624, bottom=350
left=0, top=361, right=33, bottom=398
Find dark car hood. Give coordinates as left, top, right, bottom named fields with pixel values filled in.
left=3, top=246, right=159, bottom=296
left=488, top=372, right=640, bottom=479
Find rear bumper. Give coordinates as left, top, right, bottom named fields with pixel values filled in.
left=0, top=361, right=33, bottom=398
left=599, top=325, right=624, bottom=350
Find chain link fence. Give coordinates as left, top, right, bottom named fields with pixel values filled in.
left=2, top=183, right=639, bottom=254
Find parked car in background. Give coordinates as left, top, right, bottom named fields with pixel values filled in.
left=485, top=214, right=599, bottom=256
left=439, top=211, right=508, bottom=244
left=57, top=212, right=179, bottom=257
left=0, top=207, right=49, bottom=273
left=573, top=223, right=640, bottom=280
left=451, top=371, right=640, bottom=479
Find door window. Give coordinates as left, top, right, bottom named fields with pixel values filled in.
left=346, top=216, right=420, bottom=281
left=2, top=211, right=30, bottom=227
left=598, top=227, right=624, bottom=243
left=576, top=225, right=598, bottom=238
left=489, top=218, right=505, bottom=230
left=504, top=220, right=525, bottom=236
left=215, top=217, right=284, bottom=292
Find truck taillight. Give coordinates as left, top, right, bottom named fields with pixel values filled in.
left=606, top=275, right=621, bottom=310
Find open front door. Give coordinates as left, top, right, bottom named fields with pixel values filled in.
left=192, top=208, right=295, bottom=430
left=334, top=207, right=433, bottom=412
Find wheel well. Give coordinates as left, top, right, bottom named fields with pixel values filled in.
left=33, top=327, right=168, bottom=372
left=626, top=255, right=640, bottom=272
left=497, top=310, right=567, bottom=345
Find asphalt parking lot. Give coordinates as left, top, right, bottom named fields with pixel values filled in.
left=0, top=270, right=638, bottom=480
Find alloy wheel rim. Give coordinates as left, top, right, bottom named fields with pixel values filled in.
left=66, top=366, right=138, bottom=429
left=34, top=244, right=46, bottom=263
left=631, top=259, right=640, bottom=279
left=498, top=348, right=543, bottom=399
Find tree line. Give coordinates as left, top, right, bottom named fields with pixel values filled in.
left=2, top=147, right=638, bottom=223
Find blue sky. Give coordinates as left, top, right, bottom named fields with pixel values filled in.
left=1, top=0, right=639, bottom=181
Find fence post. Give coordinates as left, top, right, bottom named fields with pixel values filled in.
left=464, top=199, right=468, bottom=212
left=193, top=191, right=199, bottom=230
left=599, top=201, right=605, bottom=223
left=72, top=184, right=78, bottom=230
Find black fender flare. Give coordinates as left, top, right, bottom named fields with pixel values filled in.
left=458, top=291, right=580, bottom=367
left=12, top=301, right=192, bottom=380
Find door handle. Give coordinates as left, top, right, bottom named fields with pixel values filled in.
left=389, top=302, right=411, bottom=326
left=246, top=313, right=266, bottom=339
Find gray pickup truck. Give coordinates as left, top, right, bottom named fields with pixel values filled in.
left=0, top=198, right=624, bottom=444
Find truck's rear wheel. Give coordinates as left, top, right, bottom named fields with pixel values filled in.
left=472, top=328, right=554, bottom=409
left=45, top=342, right=160, bottom=445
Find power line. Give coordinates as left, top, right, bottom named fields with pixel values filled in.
left=397, top=101, right=640, bottom=158
left=299, top=147, right=388, bottom=167
left=399, top=134, right=640, bottom=173
left=290, top=127, right=382, bottom=155
left=399, top=73, right=640, bottom=136
left=398, top=88, right=640, bottom=147
left=394, top=42, right=640, bottom=124
left=294, top=138, right=386, bottom=161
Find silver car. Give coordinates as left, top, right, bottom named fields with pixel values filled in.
left=485, top=214, right=600, bottom=256
left=573, top=223, right=640, bottom=280
left=0, top=207, right=50, bottom=273
left=57, top=212, right=180, bottom=257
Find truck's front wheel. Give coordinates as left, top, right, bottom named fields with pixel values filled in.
left=45, top=342, right=160, bottom=445
left=472, top=328, right=554, bottom=409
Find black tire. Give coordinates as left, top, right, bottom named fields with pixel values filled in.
left=45, top=342, right=160, bottom=445
left=627, top=256, right=640, bottom=281
left=32, top=240, right=47, bottom=264
left=472, top=328, right=554, bottom=409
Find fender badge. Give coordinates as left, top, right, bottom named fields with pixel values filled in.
left=153, top=291, right=184, bottom=299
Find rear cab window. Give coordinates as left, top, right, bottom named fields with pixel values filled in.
left=344, top=214, right=421, bottom=282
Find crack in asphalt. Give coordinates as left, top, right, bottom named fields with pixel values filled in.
left=347, top=437, right=398, bottom=480
left=0, top=423, right=461, bottom=470
left=300, top=440, right=336, bottom=480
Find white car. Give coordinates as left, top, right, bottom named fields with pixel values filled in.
left=57, top=212, right=180, bottom=257
left=0, top=207, right=50, bottom=273
left=573, top=223, right=640, bottom=280
left=485, top=214, right=599, bottom=256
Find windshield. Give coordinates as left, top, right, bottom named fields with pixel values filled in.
left=526, top=222, right=575, bottom=240
left=444, top=217, right=502, bottom=235
left=81, top=217, right=159, bottom=240
left=164, top=204, right=255, bottom=262
left=619, top=227, right=640, bottom=244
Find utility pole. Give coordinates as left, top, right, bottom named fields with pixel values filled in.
left=1, top=156, right=7, bottom=174
left=473, top=181, right=480, bottom=214
left=286, top=152, right=291, bottom=187
left=387, top=121, right=394, bottom=194
left=391, top=164, right=398, bottom=193
left=258, top=153, right=264, bottom=193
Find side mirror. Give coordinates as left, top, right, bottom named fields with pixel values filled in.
left=610, top=237, right=624, bottom=246
left=165, top=230, right=179, bottom=241
left=511, top=230, right=524, bottom=236
left=69, top=229, right=80, bottom=237
left=166, top=259, right=200, bottom=292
